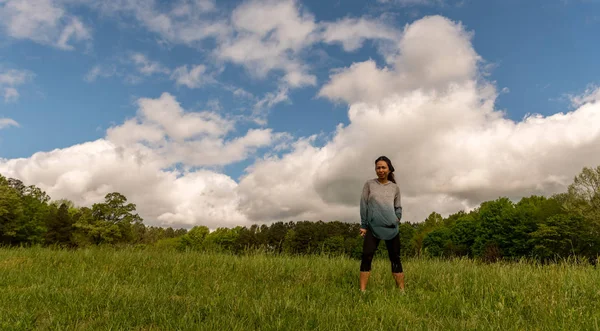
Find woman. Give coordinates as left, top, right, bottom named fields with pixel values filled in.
left=359, top=155, right=404, bottom=292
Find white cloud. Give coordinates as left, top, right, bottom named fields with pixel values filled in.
left=72, top=0, right=402, bottom=93
left=236, top=85, right=600, bottom=223
left=87, top=60, right=215, bottom=89
left=569, top=84, right=600, bottom=107
left=105, top=92, right=279, bottom=167
left=0, top=117, right=19, bottom=129
left=55, top=16, right=91, bottom=50
left=235, top=15, right=600, bottom=225
left=2, top=0, right=406, bottom=98
left=213, top=0, right=403, bottom=90
left=3, top=87, right=18, bottom=102
left=320, top=17, right=400, bottom=52
left=254, top=87, right=290, bottom=111
left=92, top=0, right=226, bottom=45
left=3, top=13, right=600, bottom=231
left=84, top=65, right=117, bottom=82
left=0, top=0, right=91, bottom=50
left=0, top=139, right=249, bottom=228
left=377, top=0, right=446, bottom=6
left=232, top=88, right=254, bottom=99
left=130, top=53, right=171, bottom=76
left=318, top=16, right=481, bottom=104
left=170, top=64, right=213, bottom=88
left=106, top=92, right=232, bottom=144
left=0, top=67, right=34, bottom=102
left=170, top=0, right=217, bottom=16
left=0, top=68, right=33, bottom=86
left=217, top=0, right=318, bottom=88
left=245, top=87, right=292, bottom=126
left=0, top=92, right=284, bottom=228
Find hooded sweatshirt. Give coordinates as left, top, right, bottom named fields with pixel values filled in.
left=359, top=178, right=403, bottom=240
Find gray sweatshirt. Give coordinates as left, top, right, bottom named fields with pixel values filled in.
left=360, top=178, right=403, bottom=240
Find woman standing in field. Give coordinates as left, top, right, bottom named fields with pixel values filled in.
left=359, top=156, right=404, bottom=292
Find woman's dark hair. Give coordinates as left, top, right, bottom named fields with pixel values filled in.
left=375, top=156, right=396, bottom=183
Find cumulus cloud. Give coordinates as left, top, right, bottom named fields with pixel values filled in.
left=237, top=84, right=600, bottom=223
left=217, top=0, right=405, bottom=89
left=0, top=68, right=33, bottom=86
left=84, top=65, right=117, bottom=82
left=236, top=15, right=600, bottom=224
left=320, top=17, right=400, bottom=52
left=91, top=0, right=226, bottom=45
left=569, top=84, right=600, bottom=107
left=3, top=14, right=600, bottom=230
left=0, top=117, right=19, bottom=129
left=106, top=92, right=278, bottom=167
left=170, top=64, right=213, bottom=88
left=217, top=0, right=318, bottom=88
left=0, top=139, right=249, bottom=228
left=3, top=87, right=19, bottom=102
left=376, top=0, right=456, bottom=7
left=0, top=67, right=34, bottom=102
left=0, top=92, right=284, bottom=228
left=0, top=0, right=91, bottom=50
left=87, top=0, right=401, bottom=92
left=87, top=57, right=217, bottom=89
left=130, top=53, right=171, bottom=76
left=254, top=88, right=290, bottom=111
left=1, top=0, right=409, bottom=96
left=377, top=0, right=445, bottom=7
left=318, top=16, right=481, bottom=104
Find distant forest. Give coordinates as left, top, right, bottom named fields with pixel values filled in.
left=1, top=166, right=599, bottom=263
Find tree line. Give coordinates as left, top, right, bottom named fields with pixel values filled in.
left=1, top=166, right=599, bottom=263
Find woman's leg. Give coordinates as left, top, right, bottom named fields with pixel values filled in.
left=385, top=233, right=404, bottom=290
left=360, top=229, right=379, bottom=291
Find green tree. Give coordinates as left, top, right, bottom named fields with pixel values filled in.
left=203, top=227, right=241, bottom=253
left=449, top=213, right=479, bottom=257
left=71, top=207, right=96, bottom=246
left=563, top=166, right=600, bottom=248
left=174, top=228, right=188, bottom=237
left=423, top=227, right=453, bottom=257
left=528, top=213, right=581, bottom=260
left=49, top=199, right=78, bottom=218
left=91, top=192, right=143, bottom=244
left=564, top=166, right=600, bottom=217
left=1, top=178, right=49, bottom=245
left=0, top=181, right=25, bottom=245
left=322, top=235, right=345, bottom=255
left=282, top=229, right=296, bottom=254
left=472, top=197, right=515, bottom=260
left=235, top=225, right=260, bottom=252
left=548, top=166, right=600, bottom=261
left=164, top=227, right=176, bottom=238
left=267, top=222, right=289, bottom=253
left=398, top=222, right=416, bottom=256
left=45, top=203, right=74, bottom=246
left=180, top=226, right=209, bottom=250
left=411, top=212, right=443, bottom=256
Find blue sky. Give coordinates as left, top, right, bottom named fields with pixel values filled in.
left=1, top=0, right=600, bottom=228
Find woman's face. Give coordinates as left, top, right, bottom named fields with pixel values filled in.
left=375, top=160, right=390, bottom=180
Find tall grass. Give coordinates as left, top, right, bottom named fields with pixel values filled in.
left=1, top=247, right=599, bottom=330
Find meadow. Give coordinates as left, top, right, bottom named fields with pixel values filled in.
left=1, top=247, right=599, bottom=330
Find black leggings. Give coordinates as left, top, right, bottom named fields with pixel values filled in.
left=360, top=229, right=403, bottom=273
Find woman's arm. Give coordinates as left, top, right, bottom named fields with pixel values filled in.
left=360, top=182, right=369, bottom=229
left=394, top=185, right=402, bottom=221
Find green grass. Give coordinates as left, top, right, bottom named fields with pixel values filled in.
left=1, top=247, right=599, bottom=330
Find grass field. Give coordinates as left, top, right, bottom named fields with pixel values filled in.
left=1, top=247, right=599, bottom=330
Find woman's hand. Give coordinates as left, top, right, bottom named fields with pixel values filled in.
left=360, top=228, right=367, bottom=237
